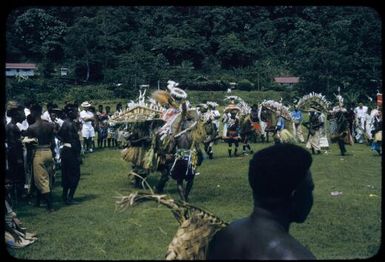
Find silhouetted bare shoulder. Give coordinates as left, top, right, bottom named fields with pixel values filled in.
left=208, top=216, right=315, bottom=260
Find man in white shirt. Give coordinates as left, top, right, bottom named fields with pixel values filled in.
left=318, top=112, right=329, bottom=149
left=207, top=102, right=221, bottom=131
left=366, top=106, right=380, bottom=143
left=79, top=101, right=95, bottom=153
left=354, top=102, right=368, bottom=130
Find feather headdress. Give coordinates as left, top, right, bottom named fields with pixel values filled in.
left=296, top=92, right=331, bottom=113
left=152, top=90, right=173, bottom=105
left=108, top=90, right=164, bottom=125
left=224, top=104, right=241, bottom=113
left=261, top=100, right=292, bottom=121
left=167, top=80, right=187, bottom=100
left=171, top=88, right=187, bottom=100
left=223, top=96, right=251, bottom=115
left=206, top=101, right=218, bottom=108
left=167, top=80, right=179, bottom=90
left=223, top=95, right=242, bottom=104
left=108, top=106, right=164, bottom=125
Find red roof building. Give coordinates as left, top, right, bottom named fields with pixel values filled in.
left=6, top=63, right=37, bottom=69
left=6, top=63, right=38, bottom=77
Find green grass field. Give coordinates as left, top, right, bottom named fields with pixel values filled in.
left=8, top=141, right=381, bottom=260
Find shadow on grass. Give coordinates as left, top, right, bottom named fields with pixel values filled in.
left=72, top=193, right=98, bottom=203
left=46, top=193, right=99, bottom=209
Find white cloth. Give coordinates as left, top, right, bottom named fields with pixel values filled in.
left=82, top=125, right=95, bottom=138
left=5, top=115, right=11, bottom=125
left=319, top=135, right=329, bottom=148
left=365, top=114, right=373, bottom=139
left=55, top=118, right=64, bottom=127
left=210, top=110, right=221, bottom=130
left=54, top=137, right=61, bottom=162
left=354, top=106, right=368, bottom=118
left=354, top=106, right=368, bottom=130
left=318, top=113, right=329, bottom=148
left=222, top=112, right=232, bottom=137
left=162, top=107, right=179, bottom=122
left=80, top=110, right=94, bottom=127
left=306, top=130, right=321, bottom=151
left=80, top=110, right=95, bottom=138
left=355, top=126, right=365, bottom=143
left=259, top=121, right=267, bottom=136
left=159, top=107, right=180, bottom=138
left=318, top=113, right=326, bottom=124
left=292, top=122, right=305, bottom=143
left=41, top=111, right=52, bottom=122
left=16, top=120, right=29, bottom=131
left=331, top=106, right=347, bottom=113
left=370, top=108, right=379, bottom=118
left=24, top=108, right=30, bottom=117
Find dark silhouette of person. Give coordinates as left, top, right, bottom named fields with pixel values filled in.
left=5, top=101, right=27, bottom=203
left=57, top=104, right=82, bottom=204
left=207, top=143, right=316, bottom=260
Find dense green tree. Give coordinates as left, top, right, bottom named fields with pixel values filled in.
left=64, top=16, right=102, bottom=82
left=5, top=6, right=382, bottom=100
left=13, top=8, right=66, bottom=63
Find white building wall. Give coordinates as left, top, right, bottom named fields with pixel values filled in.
left=6, top=68, right=35, bottom=77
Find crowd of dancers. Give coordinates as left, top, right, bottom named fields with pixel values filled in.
left=5, top=80, right=382, bottom=248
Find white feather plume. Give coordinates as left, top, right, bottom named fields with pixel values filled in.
left=167, top=80, right=179, bottom=91
left=296, top=92, right=331, bottom=112
left=261, top=100, right=292, bottom=120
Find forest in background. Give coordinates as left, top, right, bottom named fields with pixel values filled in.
left=5, top=6, right=382, bottom=104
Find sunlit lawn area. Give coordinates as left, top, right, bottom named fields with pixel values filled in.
left=8, top=142, right=381, bottom=260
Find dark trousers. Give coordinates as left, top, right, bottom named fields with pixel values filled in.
left=6, top=158, right=26, bottom=203
left=61, top=147, right=81, bottom=201
left=338, top=138, right=346, bottom=155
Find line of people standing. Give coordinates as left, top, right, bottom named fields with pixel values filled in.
left=5, top=100, right=125, bottom=213
left=219, top=99, right=382, bottom=158
left=79, top=102, right=121, bottom=153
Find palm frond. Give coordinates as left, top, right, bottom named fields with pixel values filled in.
left=115, top=191, right=228, bottom=260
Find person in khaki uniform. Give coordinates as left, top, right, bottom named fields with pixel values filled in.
left=26, top=104, right=55, bottom=212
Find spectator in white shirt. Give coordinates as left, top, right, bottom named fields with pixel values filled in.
left=354, top=102, right=368, bottom=130
left=79, top=101, right=95, bottom=153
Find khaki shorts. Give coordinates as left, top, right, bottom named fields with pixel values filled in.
left=33, top=149, right=54, bottom=194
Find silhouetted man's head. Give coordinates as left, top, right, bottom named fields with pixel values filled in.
left=64, top=104, right=79, bottom=120
left=248, top=143, right=314, bottom=223
left=7, top=101, right=25, bottom=123
left=30, top=103, right=43, bottom=119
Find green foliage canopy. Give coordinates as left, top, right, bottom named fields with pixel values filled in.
left=6, top=6, right=382, bottom=103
